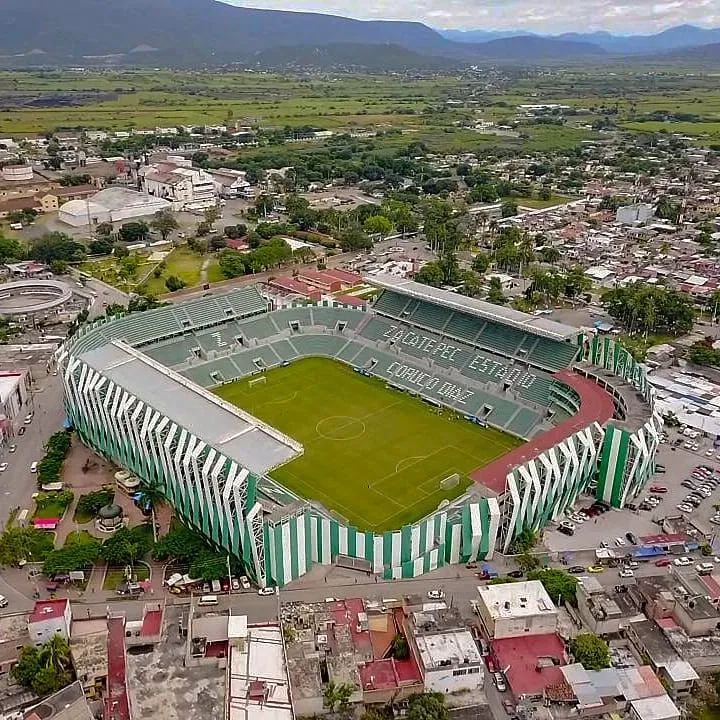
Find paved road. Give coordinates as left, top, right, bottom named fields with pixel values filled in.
left=0, top=373, right=65, bottom=532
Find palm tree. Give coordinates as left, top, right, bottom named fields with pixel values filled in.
left=40, top=635, right=71, bottom=675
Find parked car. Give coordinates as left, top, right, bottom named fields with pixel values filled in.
left=619, top=568, right=634, bottom=578
left=240, top=576, right=251, bottom=590
left=615, top=537, right=626, bottom=547
left=626, top=532, right=639, bottom=545
left=649, top=486, right=667, bottom=493
left=568, top=566, right=586, bottom=574
left=655, top=558, right=671, bottom=567
left=8, top=444, right=16, bottom=453
left=587, top=565, right=605, bottom=573
left=674, top=556, right=692, bottom=566
left=677, top=504, right=694, bottom=513
left=427, top=590, right=445, bottom=600
left=0, top=463, right=7, bottom=472
left=494, top=673, right=507, bottom=692
left=258, top=586, right=276, bottom=596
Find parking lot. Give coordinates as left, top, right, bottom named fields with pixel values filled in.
left=546, top=425, right=720, bottom=556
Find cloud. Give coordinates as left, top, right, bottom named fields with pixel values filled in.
left=221, top=0, right=719, bottom=33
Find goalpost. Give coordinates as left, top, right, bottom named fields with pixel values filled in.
left=248, top=376, right=267, bottom=389
left=440, top=473, right=460, bottom=490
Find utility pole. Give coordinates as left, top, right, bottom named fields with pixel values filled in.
left=226, top=554, right=232, bottom=596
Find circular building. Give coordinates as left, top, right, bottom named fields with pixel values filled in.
left=0, top=279, right=74, bottom=316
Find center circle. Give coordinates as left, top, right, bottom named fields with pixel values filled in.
left=316, top=416, right=366, bottom=441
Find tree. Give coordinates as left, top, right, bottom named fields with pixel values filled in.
left=254, top=193, right=275, bottom=218
left=218, top=249, right=247, bottom=278
left=0, top=236, right=25, bottom=263
left=338, top=228, right=372, bottom=252
left=407, top=693, right=449, bottom=720
left=101, top=526, right=153, bottom=567
left=118, top=221, right=149, bottom=244
left=50, top=260, right=69, bottom=275
left=203, top=205, right=221, bottom=226
left=150, top=210, right=179, bottom=242
left=12, top=636, right=73, bottom=698
left=165, top=275, right=186, bottom=292
left=414, top=262, right=444, bottom=288
left=76, top=490, right=115, bottom=519
left=0, top=526, right=54, bottom=567
left=501, top=199, right=518, bottom=217
left=95, top=221, right=114, bottom=238
left=392, top=634, right=410, bottom=660
left=364, top=214, right=394, bottom=238
left=323, top=681, right=353, bottom=712
left=113, top=243, right=129, bottom=259
left=29, top=233, right=85, bottom=264
left=487, top=277, right=506, bottom=305
left=88, top=237, right=114, bottom=255
left=537, top=246, right=561, bottom=264
left=569, top=633, right=611, bottom=670
left=472, top=252, right=491, bottom=274
left=527, top=568, right=578, bottom=606
left=42, top=536, right=101, bottom=576
left=11, top=646, right=41, bottom=688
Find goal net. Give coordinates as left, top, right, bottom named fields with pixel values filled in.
left=248, top=376, right=267, bottom=389
left=440, top=473, right=460, bottom=489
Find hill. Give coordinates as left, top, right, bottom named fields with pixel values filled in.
left=661, top=41, right=720, bottom=62
left=0, top=0, right=608, bottom=67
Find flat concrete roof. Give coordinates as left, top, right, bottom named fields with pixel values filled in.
left=414, top=628, right=481, bottom=670
left=80, top=341, right=300, bottom=476
left=477, top=580, right=557, bottom=619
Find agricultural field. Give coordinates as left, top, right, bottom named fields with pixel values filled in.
left=215, top=357, right=519, bottom=532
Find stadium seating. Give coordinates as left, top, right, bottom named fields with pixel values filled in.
left=517, top=374, right=555, bottom=407
left=290, top=334, right=349, bottom=358
left=409, top=301, right=452, bottom=332
left=444, top=312, right=484, bottom=344
left=373, top=290, right=415, bottom=318
left=270, top=339, right=299, bottom=362
left=359, top=316, right=394, bottom=342
left=180, top=357, right=241, bottom=387
left=272, top=307, right=314, bottom=328
left=194, top=324, right=242, bottom=353
left=476, top=320, right=526, bottom=357
left=144, top=337, right=198, bottom=366
left=507, top=407, right=541, bottom=438
left=216, top=288, right=268, bottom=319
left=236, top=315, right=281, bottom=341
left=528, top=337, right=579, bottom=372
left=311, top=306, right=364, bottom=330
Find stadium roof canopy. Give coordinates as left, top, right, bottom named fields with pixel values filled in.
left=368, top=274, right=578, bottom=341
left=80, top=341, right=300, bottom=475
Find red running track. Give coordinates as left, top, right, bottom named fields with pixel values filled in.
left=469, top=369, right=615, bottom=494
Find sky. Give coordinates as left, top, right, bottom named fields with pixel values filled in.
left=222, top=0, right=720, bottom=34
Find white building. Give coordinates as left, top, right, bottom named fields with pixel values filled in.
left=210, top=168, right=251, bottom=199
left=58, top=187, right=171, bottom=227
left=227, top=617, right=294, bottom=720
left=1, top=164, right=33, bottom=182
left=476, top=580, right=558, bottom=639
left=408, top=608, right=484, bottom=695
left=28, top=599, right=72, bottom=646
left=140, top=162, right=217, bottom=210
left=616, top=203, right=655, bottom=225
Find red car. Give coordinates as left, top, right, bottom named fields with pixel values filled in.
left=655, top=558, right=671, bottom=567
left=485, top=655, right=498, bottom=673
left=650, top=486, right=667, bottom=493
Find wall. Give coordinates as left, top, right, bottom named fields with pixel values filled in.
left=424, top=664, right=483, bottom=694
left=263, top=498, right=500, bottom=587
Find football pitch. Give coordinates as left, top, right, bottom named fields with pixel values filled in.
left=214, top=358, right=521, bottom=532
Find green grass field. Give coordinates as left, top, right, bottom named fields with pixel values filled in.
left=214, top=357, right=520, bottom=532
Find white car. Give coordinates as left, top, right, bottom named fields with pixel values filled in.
left=239, top=575, right=251, bottom=590
left=707, top=449, right=715, bottom=456
left=677, top=504, right=693, bottom=513
left=23, top=413, right=33, bottom=425
left=8, top=445, right=16, bottom=453
left=231, top=578, right=240, bottom=591
left=0, top=462, right=7, bottom=472
left=619, top=568, right=634, bottom=578
left=257, top=586, right=276, bottom=596
left=427, top=590, right=445, bottom=600
left=615, top=537, right=625, bottom=547
left=674, top=556, right=692, bottom=566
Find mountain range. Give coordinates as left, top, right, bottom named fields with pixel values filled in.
left=1, top=0, right=719, bottom=69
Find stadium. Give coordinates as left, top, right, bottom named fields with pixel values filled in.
left=58, top=274, right=661, bottom=587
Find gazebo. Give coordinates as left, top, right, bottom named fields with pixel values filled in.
left=96, top=503, right=124, bottom=532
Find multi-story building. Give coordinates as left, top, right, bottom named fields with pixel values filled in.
left=140, top=162, right=217, bottom=210
left=28, top=599, right=72, bottom=646
left=476, top=581, right=558, bottom=639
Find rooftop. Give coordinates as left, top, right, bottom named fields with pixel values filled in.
left=70, top=628, right=108, bottom=685
left=414, top=628, right=482, bottom=670
left=477, top=580, right=557, bottom=619
left=367, top=274, right=578, bottom=340
left=491, top=633, right=566, bottom=698
left=561, top=663, right=665, bottom=708
left=630, top=694, right=680, bottom=720
left=80, top=341, right=299, bottom=476
left=227, top=621, right=293, bottom=720
left=29, top=599, right=68, bottom=624
left=24, top=682, right=93, bottom=720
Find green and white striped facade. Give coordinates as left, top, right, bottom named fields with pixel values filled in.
left=264, top=498, right=500, bottom=586
left=58, top=288, right=659, bottom=587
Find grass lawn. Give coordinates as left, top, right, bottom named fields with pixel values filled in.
left=215, top=357, right=519, bottom=532
left=515, top=194, right=577, bottom=209
left=141, top=246, right=206, bottom=295
left=34, top=493, right=73, bottom=520
left=102, top=564, right=151, bottom=591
